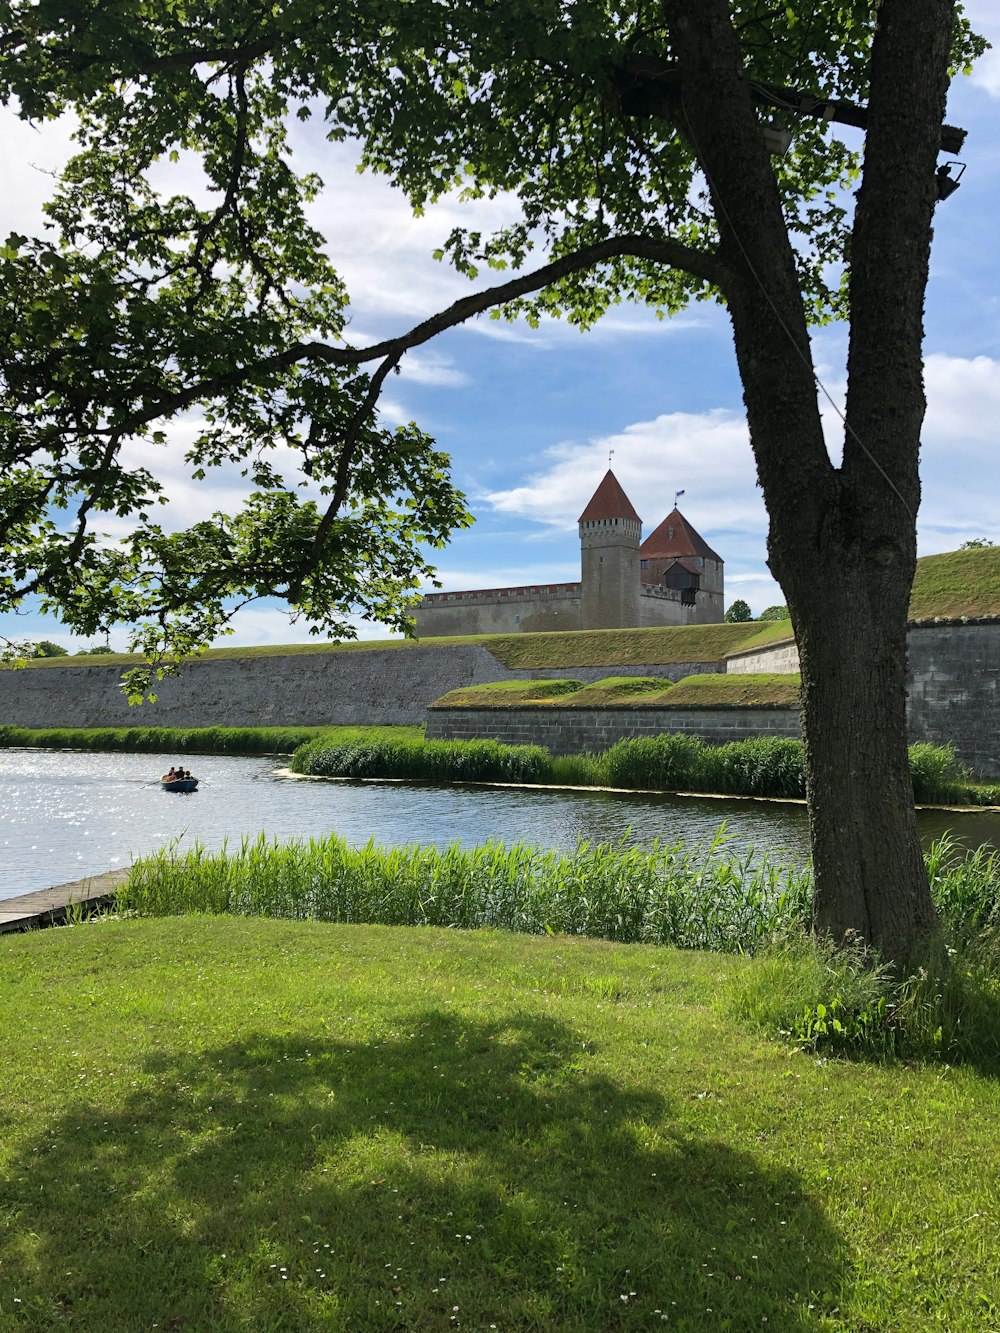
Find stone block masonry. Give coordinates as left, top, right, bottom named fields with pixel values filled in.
left=0, top=647, right=724, bottom=731
left=906, top=623, right=1000, bottom=778
left=425, top=705, right=802, bottom=754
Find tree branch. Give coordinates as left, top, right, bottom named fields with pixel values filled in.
left=122, top=231, right=732, bottom=432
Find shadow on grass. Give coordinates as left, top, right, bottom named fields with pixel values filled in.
left=1, top=1011, right=850, bottom=1330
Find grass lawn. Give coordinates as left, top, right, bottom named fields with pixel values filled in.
left=2, top=918, right=999, bottom=1331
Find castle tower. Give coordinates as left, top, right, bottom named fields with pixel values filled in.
left=578, top=470, right=642, bottom=630
left=638, top=506, right=725, bottom=622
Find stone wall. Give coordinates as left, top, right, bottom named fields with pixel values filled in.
left=425, top=705, right=801, bottom=754
left=414, top=584, right=583, bottom=637
left=638, top=584, right=725, bottom=627
left=728, top=622, right=1000, bottom=776
left=907, top=622, right=1000, bottom=777
left=0, top=647, right=724, bottom=730
left=725, top=638, right=800, bottom=674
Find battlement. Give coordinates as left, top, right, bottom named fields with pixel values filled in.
left=419, top=582, right=582, bottom=606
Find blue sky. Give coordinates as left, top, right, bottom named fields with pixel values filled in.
left=2, top=2, right=999, bottom=651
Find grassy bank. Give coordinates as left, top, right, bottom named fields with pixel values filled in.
left=292, top=732, right=998, bottom=805
left=0, top=723, right=423, bottom=756
left=2, top=916, right=999, bottom=1329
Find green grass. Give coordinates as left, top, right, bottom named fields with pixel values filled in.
left=429, top=680, right=584, bottom=708
left=291, top=737, right=552, bottom=784
left=0, top=724, right=423, bottom=756
left=122, top=829, right=811, bottom=952
left=909, top=545, right=1000, bottom=621
left=663, top=673, right=801, bottom=708
left=1, top=621, right=778, bottom=672
left=431, top=674, right=799, bottom=711
left=3, top=916, right=1000, bottom=1330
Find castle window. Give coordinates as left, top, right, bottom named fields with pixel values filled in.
left=681, top=587, right=697, bottom=606
left=640, top=560, right=648, bottom=570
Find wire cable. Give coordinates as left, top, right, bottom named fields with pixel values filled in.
left=680, top=96, right=915, bottom=519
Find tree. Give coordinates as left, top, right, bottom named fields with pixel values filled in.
left=0, top=1, right=985, bottom=959
left=725, top=599, right=752, bottom=623
left=757, top=605, right=789, bottom=622
left=960, top=539, right=995, bottom=549
left=31, top=640, right=69, bottom=658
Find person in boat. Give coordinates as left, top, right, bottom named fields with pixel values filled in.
left=161, top=765, right=177, bottom=782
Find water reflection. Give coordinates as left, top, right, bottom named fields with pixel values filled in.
left=0, top=748, right=997, bottom=899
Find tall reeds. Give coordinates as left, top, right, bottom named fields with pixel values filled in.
left=121, top=829, right=813, bottom=953
left=292, top=732, right=989, bottom=803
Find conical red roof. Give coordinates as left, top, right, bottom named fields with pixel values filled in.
left=577, top=470, right=641, bottom=524
left=640, top=508, right=722, bottom=563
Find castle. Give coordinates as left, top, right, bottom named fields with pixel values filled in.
left=414, top=470, right=725, bottom=637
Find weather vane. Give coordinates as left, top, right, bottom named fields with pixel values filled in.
left=608, top=447, right=615, bottom=466
left=674, top=488, right=686, bottom=508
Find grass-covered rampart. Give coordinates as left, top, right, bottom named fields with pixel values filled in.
left=1, top=619, right=787, bottom=671
left=431, top=673, right=801, bottom=710
left=908, top=544, right=1000, bottom=621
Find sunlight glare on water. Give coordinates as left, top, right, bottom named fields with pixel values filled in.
left=0, top=748, right=997, bottom=898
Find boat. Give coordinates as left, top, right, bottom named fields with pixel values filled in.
left=161, top=775, right=199, bottom=792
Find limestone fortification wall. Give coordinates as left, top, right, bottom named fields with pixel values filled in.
left=723, top=622, right=1000, bottom=776
left=0, top=646, right=723, bottom=730
left=907, top=623, right=1000, bottom=778
left=2, top=622, right=996, bottom=775
left=414, top=585, right=582, bottom=637
left=425, top=705, right=802, bottom=754
left=725, top=639, right=800, bottom=674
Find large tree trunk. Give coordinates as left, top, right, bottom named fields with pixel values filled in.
left=670, top=0, right=956, bottom=960
left=790, top=544, right=937, bottom=956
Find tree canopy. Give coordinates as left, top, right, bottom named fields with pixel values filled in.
left=724, top=599, right=752, bottom=623
left=0, top=1, right=982, bottom=676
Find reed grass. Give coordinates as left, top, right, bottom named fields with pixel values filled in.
left=121, top=828, right=813, bottom=954
left=0, top=723, right=422, bottom=756
left=292, top=731, right=986, bottom=805
left=291, top=735, right=551, bottom=783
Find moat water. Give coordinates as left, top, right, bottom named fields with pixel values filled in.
left=2, top=748, right=998, bottom=899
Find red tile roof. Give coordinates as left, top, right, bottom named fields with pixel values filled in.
left=577, top=470, right=641, bottom=524
left=640, top=509, right=723, bottom=563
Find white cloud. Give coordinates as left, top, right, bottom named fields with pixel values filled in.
left=212, top=605, right=398, bottom=648
left=483, top=408, right=765, bottom=538
left=397, top=350, right=470, bottom=387
left=419, top=562, right=580, bottom=593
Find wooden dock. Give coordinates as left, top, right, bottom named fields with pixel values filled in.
left=0, top=869, right=129, bottom=934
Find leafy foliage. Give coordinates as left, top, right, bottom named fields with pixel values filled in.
left=0, top=1, right=984, bottom=690
left=30, top=639, right=68, bottom=657
left=757, top=604, right=789, bottom=621
left=725, top=598, right=752, bottom=622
